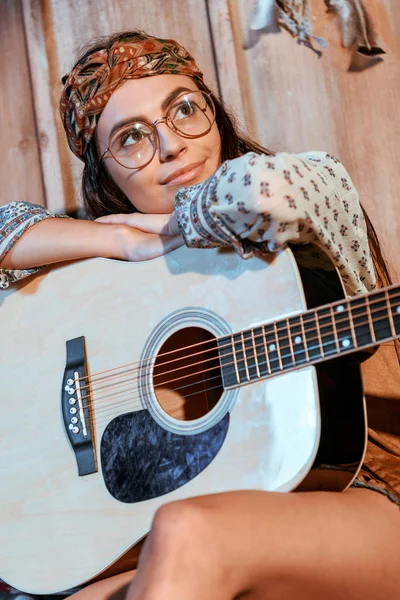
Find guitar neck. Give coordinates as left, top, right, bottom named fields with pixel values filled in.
left=218, top=284, right=400, bottom=388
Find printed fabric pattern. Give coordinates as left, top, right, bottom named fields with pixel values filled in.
left=0, top=201, right=67, bottom=289
left=175, top=151, right=377, bottom=297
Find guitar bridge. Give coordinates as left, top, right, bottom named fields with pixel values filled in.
left=61, top=336, right=97, bottom=476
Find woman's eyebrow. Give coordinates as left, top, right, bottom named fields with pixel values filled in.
left=108, top=86, right=193, bottom=138
left=160, top=86, right=192, bottom=111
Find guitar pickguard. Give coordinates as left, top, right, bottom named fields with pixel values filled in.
left=100, top=410, right=230, bottom=503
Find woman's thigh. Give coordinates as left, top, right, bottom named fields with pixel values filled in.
left=68, top=570, right=136, bottom=600
left=69, top=488, right=399, bottom=600
left=126, top=488, right=400, bottom=600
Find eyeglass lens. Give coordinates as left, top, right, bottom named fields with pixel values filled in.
left=108, top=91, right=215, bottom=169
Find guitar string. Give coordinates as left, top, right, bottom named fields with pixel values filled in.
left=91, top=314, right=395, bottom=428
left=79, top=308, right=399, bottom=425
left=73, top=288, right=400, bottom=389
left=80, top=297, right=400, bottom=411
left=76, top=293, right=400, bottom=402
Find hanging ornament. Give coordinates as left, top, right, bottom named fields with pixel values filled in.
left=245, top=0, right=385, bottom=70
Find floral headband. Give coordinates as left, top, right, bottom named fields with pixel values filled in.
left=59, top=36, right=204, bottom=160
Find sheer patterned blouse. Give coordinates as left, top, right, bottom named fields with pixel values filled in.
left=1, top=151, right=376, bottom=295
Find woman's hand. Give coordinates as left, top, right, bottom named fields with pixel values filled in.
left=96, top=212, right=183, bottom=261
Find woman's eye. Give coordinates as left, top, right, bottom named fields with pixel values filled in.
left=174, top=102, right=195, bottom=120
left=120, top=129, right=145, bottom=147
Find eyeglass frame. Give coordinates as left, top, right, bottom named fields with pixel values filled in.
left=100, top=90, right=216, bottom=171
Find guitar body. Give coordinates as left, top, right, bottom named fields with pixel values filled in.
left=0, top=246, right=367, bottom=593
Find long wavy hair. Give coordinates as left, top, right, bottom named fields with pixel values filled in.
left=72, top=30, right=394, bottom=297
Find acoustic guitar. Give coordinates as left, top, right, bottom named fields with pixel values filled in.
left=0, top=245, right=399, bottom=593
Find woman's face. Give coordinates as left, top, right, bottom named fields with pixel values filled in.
left=96, top=74, right=222, bottom=213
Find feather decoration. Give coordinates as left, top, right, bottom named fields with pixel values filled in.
left=276, top=0, right=327, bottom=56
left=250, top=0, right=279, bottom=31
left=324, top=0, right=385, bottom=58
left=246, top=0, right=326, bottom=54
left=245, top=0, right=280, bottom=49
left=243, top=0, right=385, bottom=70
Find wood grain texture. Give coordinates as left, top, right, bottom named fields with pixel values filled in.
left=0, top=0, right=44, bottom=207
left=207, top=0, right=248, bottom=130
left=210, top=0, right=400, bottom=279
left=27, top=0, right=219, bottom=215
left=21, top=0, right=70, bottom=214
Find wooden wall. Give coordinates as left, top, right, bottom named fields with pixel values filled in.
left=212, top=0, right=400, bottom=279
left=0, top=0, right=45, bottom=207
left=1, top=0, right=399, bottom=278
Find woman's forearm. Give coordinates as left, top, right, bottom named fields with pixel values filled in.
left=0, top=217, right=125, bottom=270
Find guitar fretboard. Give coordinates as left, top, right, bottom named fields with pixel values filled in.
left=218, top=286, right=400, bottom=388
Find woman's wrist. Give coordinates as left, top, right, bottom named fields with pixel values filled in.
left=94, top=222, right=129, bottom=261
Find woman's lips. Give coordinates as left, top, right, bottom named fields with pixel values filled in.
left=162, top=162, right=205, bottom=186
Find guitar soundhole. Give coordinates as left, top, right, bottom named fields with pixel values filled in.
left=153, top=326, right=223, bottom=421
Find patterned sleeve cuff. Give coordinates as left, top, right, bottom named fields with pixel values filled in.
left=175, top=170, right=233, bottom=249
left=0, top=201, right=69, bottom=288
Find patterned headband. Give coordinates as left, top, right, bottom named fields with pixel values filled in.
left=59, top=37, right=204, bottom=160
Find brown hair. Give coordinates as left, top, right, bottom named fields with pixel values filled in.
left=75, top=30, right=396, bottom=305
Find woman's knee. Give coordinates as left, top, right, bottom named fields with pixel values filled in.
left=149, top=498, right=210, bottom=557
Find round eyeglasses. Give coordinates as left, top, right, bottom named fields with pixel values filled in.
left=100, top=90, right=216, bottom=170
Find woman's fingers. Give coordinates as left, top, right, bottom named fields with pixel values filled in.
left=143, top=233, right=184, bottom=260
left=121, top=229, right=184, bottom=262
left=96, top=212, right=178, bottom=236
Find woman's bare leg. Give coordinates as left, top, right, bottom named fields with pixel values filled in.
left=125, top=488, right=399, bottom=600
left=68, top=570, right=136, bottom=600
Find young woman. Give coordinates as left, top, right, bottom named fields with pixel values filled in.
left=1, top=30, right=399, bottom=600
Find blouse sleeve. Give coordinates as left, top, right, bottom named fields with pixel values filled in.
left=0, top=201, right=68, bottom=289
left=175, top=151, right=377, bottom=297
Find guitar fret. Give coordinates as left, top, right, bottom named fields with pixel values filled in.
left=314, top=310, right=325, bottom=358
left=287, top=315, right=308, bottom=366
left=385, top=290, right=396, bottom=337
left=365, top=297, right=376, bottom=344
left=316, top=306, right=337, bottom=357
left=250, top=326, right=270, bottom=379
left=232, top=332, right=249, bottom=384
left=299, top=314, right=310, bottom=362
left=347, top=300, right=358, bottom=348
left=332, top=302, right=354, bottom=353
left=277, top=321, right=294, bottom=369
left=241, top=331, right=250, bottom=382
left=273, top=322, right=283, bottom=371
left=368, top=291, right=392, bottom=342
left=351, top=296, right=374, bottom=348
left=251, top=326, right=269, bottom=378
left=286, top=319, right=295, bottom=365
left=303, top=312, right=323, bottom=360
left=243, top=330, right=259, bottom=381
left=217, top=335, right=239, bottom=388
left=261, top=326, right=272, bottom=375
left=264, top=322, right=281, bottom=374
left=232, top=334, right=241, bottom=383
left=389, top=289, right=400, bottom=335
left=251, top=329, right=261, bottom=379
left=330, top=304, right=340, bottom=352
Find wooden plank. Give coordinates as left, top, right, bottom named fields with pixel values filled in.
left=210, top=0, right=400, bottom=279
left=22, top=0, right=70, bottom=214
left=207, top=0, right=247, bottom=130
left=30, top=0, right=219, bottom=215
left=0, top=0, right=44, bottom=207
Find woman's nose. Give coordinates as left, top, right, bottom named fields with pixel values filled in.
left=156, top=122, right=187, bottom=162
